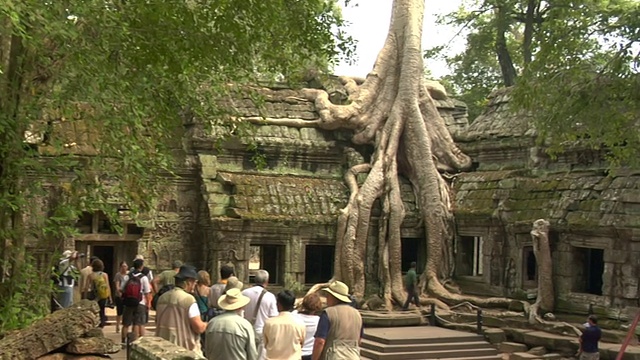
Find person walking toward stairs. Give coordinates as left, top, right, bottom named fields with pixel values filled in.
left=402, top=262, right=420, bottom=311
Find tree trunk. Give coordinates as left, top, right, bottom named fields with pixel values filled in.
left=523, top=0, right=537, bottom=65
left=495, top=5, right=517, bottom=86
left=0, top=300, right=100, bottom=359
left=257, top=0, right=521, bottom=311
left=530, top=219, right=554, bottom=316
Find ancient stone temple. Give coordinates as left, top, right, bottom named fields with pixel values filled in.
left=28, top=84, right=639, bottom=320
left=452, top=88, right=639, bottom=319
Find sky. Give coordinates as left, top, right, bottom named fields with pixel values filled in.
left=334, top=1, right=465, bottom=79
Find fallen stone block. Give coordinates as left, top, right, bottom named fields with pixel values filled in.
left=0, top=300, right=100, bottom=360
left=511, top=352, right=542, bottom=360
left=541, top=354, right=562, bottom=360
left=37, top=354, right=109, bottom=360
left=499, top=341, right=528, bottom=353
left=82, top=328, right=104, bottom=338
left=131, top=336, right=205, bottom=360
left=527, top=346, right=547, bottom=356
left=485, top=328, right=507, bottom=344
left=66, top=337, right=120, bottom=355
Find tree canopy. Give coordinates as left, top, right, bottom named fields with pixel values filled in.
left=432, top=0, right=640, bottom=161
left=0, top=0, right=350, bottom=334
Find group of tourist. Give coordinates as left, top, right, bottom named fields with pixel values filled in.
left=153, top=264, right=363, bottom=360
left=54, top=252, right=601, bottom=360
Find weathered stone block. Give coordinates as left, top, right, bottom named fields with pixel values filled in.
left=130, top=336, right=205, bottom=360
left=66, top=337, right=120, bottom=355
left=498, top=342, right=528, bottom=353
left=527, top=346, right=547, bottom=355
left=485, top=328, right=507, bottom=344
left=511, top=352, right=542, bottom=360
left=541, top=354, right=562, bottom=360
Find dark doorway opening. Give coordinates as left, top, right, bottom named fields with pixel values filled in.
left=305, top=245, right=335, bottom=284
left=93, top=246, right=115, bottom=279
left=522, top=246, right=537, bottom=288
left=401, top=238, right=425, bottom=273
left=573, top=247, right=604, bottom=295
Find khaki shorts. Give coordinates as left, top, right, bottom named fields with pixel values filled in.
left=580, top=352, right=600, bottom=360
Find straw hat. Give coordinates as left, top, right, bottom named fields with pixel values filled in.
left=218, top=288, right=250, bottom=311
left=324, top=281, right=352, bottom=303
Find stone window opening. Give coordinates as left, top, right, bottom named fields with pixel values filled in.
left=304, top=245, right=334, bottom=284
left=573, top=247, right=604, bottom=296
left=456, top=236, right=483, bottom=277
left=522, top=246, right=537, bottom=288
left=249, top=244, right=284, bottom=285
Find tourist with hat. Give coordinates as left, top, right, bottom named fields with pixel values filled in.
left=311, top=281, right=363, bottom=360
left=205, top=288, right=258, bottom=360
left=155, top=264, right=207, bottom=356
left=55, top=250, right=80, bottom=308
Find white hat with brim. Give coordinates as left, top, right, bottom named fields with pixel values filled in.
left=60, top=250, right=73, bottom=260
left=323, top=281, right=352, bottom=303
left=218, top=288, right=250, bottom=311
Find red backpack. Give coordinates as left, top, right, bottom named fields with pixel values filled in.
left=122, top=272, right=143, bottom=307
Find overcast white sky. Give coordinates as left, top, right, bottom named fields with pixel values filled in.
left=335, top=1, right=465, bottom=79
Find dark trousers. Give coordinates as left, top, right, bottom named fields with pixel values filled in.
left=97, top=299, right=108, bottom=327
left=302, top=356, right=312, bottom=360
left=402, top=286, right=420, bottom=310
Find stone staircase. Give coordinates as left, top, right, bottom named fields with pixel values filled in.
left=360, top=326, right=501, bottom=360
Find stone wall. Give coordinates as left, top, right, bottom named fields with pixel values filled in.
left=187, top=85, right=465, bottom=289
left=452, top=88, right=640, bottom=320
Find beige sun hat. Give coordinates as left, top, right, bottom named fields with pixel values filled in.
left=218, top=288, right=250, bottom=311
left=324, top=281, right=352, bottom=303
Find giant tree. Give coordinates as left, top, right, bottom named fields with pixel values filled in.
left=0, top=0, right=348, bottom=334
left=260, top=0, right=518, bottom=310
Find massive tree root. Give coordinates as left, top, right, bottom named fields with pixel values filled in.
left=254, top=0, right=517, bottom=310
left=529, top=219, right=554, bottom=323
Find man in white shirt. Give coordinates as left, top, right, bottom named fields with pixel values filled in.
left=242, top=269, right=278, bottom=359
left=120, top=258, right=152, bottom=343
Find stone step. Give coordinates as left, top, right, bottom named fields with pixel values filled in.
left=360, top=347, right=500, bottom=360
left=363, top=329, right=484, bottom=345
left=361, top=339, right=495, bottom=353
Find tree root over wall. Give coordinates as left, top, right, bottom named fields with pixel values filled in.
left=257, top=0, right=519, bottom=312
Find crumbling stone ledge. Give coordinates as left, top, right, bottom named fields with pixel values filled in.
left=130, top=337, right=205, bottom=360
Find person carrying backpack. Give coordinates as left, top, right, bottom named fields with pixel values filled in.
left=85, top=259, right=112, bottom=327
left=53, top=250, right=80, bottom=309
left=120, top=258, right=152, bottom=344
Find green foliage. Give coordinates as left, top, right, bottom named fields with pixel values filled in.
left=511, top=0, right=640, bottom=166
left=433, top=0, right=640, bottom=164
left=427, top=0, right=525, bottom=120
left=0, top=0, right=350, bottom=329
left=0, top=254, right=54, bottom=337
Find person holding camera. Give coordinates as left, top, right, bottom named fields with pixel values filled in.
left=54, top=250, right=80, bottom=309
